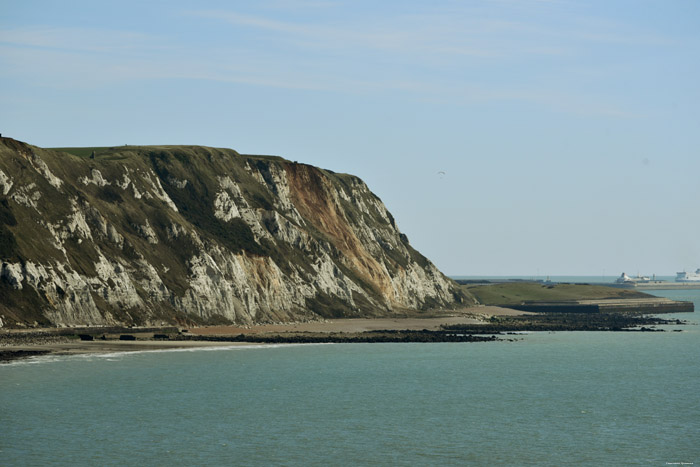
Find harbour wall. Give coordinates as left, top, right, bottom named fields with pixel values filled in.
left=509, top=298, right=694, bottom=314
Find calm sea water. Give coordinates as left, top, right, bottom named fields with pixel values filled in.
left=1, top=283, right=699, bottom=466
left=451, top=275, right=677, bottom=283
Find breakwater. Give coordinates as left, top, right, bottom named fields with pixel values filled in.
left=507, top=297, right=693, bottom=314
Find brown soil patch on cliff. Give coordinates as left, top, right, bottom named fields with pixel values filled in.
left=284, top=163, right=393, bottom=299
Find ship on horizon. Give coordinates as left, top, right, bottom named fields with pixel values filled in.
left=616, top=272, right=654, bottom=284
left=611, top=269, right=700, bottom=290
left=676, top=269, right=700, bottom=282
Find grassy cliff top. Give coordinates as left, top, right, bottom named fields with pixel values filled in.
left=50, top=145, right=290, bottom=162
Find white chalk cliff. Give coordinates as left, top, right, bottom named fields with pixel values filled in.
left=0, top=138, right=471, bottom=327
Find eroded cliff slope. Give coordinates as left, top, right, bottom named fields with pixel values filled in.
left=0, top=137, right=472, bottom=327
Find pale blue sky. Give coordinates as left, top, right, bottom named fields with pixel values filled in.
left=1, top=0, right=699, bottom=276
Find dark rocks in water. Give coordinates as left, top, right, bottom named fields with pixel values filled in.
left=0, top=350, right=51, bottom=363
left=177, top=330, right=500, bottom=344
left=441, top=312, right=683, bottom=333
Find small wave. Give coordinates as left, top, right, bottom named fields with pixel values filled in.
left=1, top=353, right=69, bottom=367
left=1, top=342, right=333, bottom=367
left=91, top=342, right=333, bottom=359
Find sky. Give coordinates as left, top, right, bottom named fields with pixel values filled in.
left=1, top=0, right=699, bottom=276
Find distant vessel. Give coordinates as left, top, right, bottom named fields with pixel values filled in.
left=676, top=269, right=700, bottom=282
left=609, top=270, right=700, bottom=290
left=615, top=272, right=652, bottom=284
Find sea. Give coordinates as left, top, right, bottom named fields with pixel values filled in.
left=1, top=278, right=699, bottom=466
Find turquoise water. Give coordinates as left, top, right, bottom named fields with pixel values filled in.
left=1, top=288, right=699, bottom=466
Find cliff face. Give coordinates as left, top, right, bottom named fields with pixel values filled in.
left=0, top=137, right=472, bottom=328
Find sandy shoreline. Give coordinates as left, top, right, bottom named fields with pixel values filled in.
left=0, top=340, right=261, bottom=362
left=2, top=339, right=259, bottom=352
left=1, top=306, right=523, bottom=361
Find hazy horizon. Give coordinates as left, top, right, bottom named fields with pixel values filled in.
left=2, top=1, right=698, bottom=276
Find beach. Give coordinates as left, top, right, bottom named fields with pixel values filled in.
left=0, top=306, right=521, bottom=361
left=2, top=302, right=688, bottom=362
